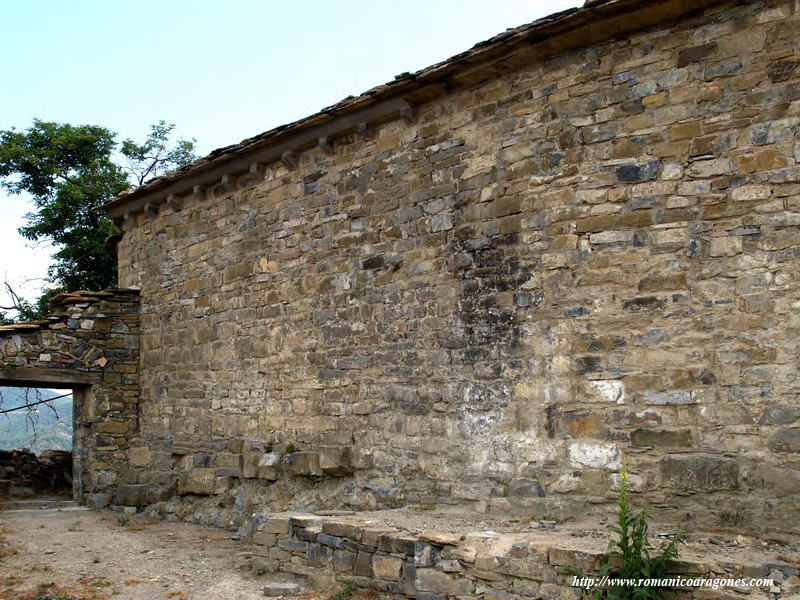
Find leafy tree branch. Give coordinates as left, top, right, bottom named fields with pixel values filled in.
left=0, top=119, right=197, bottom=322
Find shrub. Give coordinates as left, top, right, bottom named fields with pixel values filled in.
left=330, top=582, right=359, bottom=600
left=594, top=464, right=686, bottom=599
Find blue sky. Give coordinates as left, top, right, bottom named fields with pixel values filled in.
left=0, top=0, right=582, bottom=310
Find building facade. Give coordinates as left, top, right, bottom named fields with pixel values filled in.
left=2, top=0, right=799, bottom=535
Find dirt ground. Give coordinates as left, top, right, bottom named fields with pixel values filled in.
left=0, top=498, right=347, bottom=600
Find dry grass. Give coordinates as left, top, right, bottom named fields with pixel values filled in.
left=76, top=577, right=112, bottom=589
left=4, top=581, right=110, bottom=600
left=0, top=523, right=19, bottom=559
left=298, top=587, right=397, bottom=600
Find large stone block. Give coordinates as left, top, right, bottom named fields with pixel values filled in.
left=178, top=468, right=230, bottom=495
left=758, top=406, right=800, bottom=425
left=768, top=429, right=800, bottom=453
left=113, top=484, right=169, bottom=507
left=257, top=452, right=282, bottom=480
left=372, top=555, right=403, bottom=581
left=308, top=544, right=332, bottom=567
left=317, top=532, right=346, bottom=549
left=508, top=479, right=546, bottom=498
left=361, top=527, right=398, bottom=547
left=415, top=568, right=472, bottom=595
left=97, top=421, right=129, bottom=434
left=660, top=456, right=738, bottom=491
left=128, top=447, right=151, bottom=466
left=261, top=517, right=290, bottom=535
left=567, top=440, right=621, bottom=470
left=616, top=160, right=661, bottom=182
left=333, top=550, right=357, bottom=572
left=319, top=446, right=353, bottom=476
left=285, top=452, right=321, bottom=476
left=548, top=548, right=601, bottom=571
left=242, top=439, right=268, bottom=479
left=322, top=520, right=362, bottom=541
left=212, top=451, right=242, bottom=473
left=630, top=428, right=693, bottom=448
left=354, top=550, right=374, bottom=577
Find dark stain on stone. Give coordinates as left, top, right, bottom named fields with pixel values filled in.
left=616, top=160, right=662, bottom=183
left=389, top=387, right=434, bottom=416
left=546, top=405, right=557, bottom=439
left=696, top=370, right=717, bottom=385
left=677, top=43, right=717, bottom=67
left=362, top=255, right=385, bottom=270
left=768, top=58, right=800, bottom=83
left=575, top=355, right=602, bottom=374
left=623, top=296, right=666, bottom=311
left=449, top=232, right=531, bottom=363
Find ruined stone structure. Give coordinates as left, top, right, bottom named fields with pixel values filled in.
left=2, top=0, right=799, bottom=546
left=0, top=290, right=139, bottom=504
left=0, top=449, right=73, bottom=496
left=239, top=512, right=798, bottom=597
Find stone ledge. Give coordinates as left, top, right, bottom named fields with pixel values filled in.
left=0, top=289, right=140, bottom=334
left=50, top=289, right=140, bottom=306
left=242, top=511, right=795, bottom=599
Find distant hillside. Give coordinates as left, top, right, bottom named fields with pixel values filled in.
left=0, top=387, right=73, bottom=453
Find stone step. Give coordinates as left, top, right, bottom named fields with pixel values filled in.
left=0, top=506, right=88, bottom=514
left=262, top=582, right=303, bottom=597
left=1, top=499, right=78, bottom=510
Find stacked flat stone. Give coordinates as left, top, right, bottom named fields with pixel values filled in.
left=0, top=449, right=72, bottom=495
left=242, top=513, right=797, bottom=599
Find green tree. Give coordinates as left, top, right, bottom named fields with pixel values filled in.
left=0, top=119, right=196, bottom=321
left=120, top=120, right=197, bottom=187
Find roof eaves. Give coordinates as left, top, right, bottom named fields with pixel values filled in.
left=102, top=0, right=723, bottom=220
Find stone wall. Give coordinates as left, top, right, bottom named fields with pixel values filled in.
left=0, top=290, right=140, bottom=505
left=115, top=0, right=800, bottom=534
left=241, top=513, right=796, bottom=599
left=0, top=449, right=72, bottom=496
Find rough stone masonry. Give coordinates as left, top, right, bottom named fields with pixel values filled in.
left=3, top=0, right=800, bottom=537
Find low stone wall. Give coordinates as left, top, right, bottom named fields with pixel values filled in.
left=0, top=449, right=72, bottom=496
left=243, top=513, right=797, bottom=599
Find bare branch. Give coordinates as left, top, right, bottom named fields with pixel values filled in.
left=0, top=392, right=72, bottom=416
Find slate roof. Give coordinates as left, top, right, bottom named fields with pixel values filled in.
left=100, top=0, right=720, bottom=214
